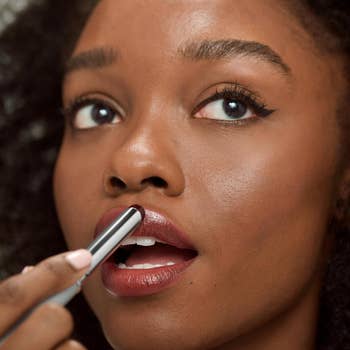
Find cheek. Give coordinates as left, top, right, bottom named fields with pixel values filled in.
left=136, top=123, right=336, bottom=349
left=183, top=116, right=339, bottom=322
left=53, top=136, right=105, bottom=249
left=201, top=125, right=336, bottom=257
left=191, top=106, right=339, bottom=244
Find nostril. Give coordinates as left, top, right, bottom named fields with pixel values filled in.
left=110, top=176, right=127, bottom=190
left=141, top=176, right=168, bottom=188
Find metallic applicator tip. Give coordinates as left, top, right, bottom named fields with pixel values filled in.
left=130, top=204, right=145, bottom=219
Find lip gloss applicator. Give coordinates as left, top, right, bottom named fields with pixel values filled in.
left=48, top=204, right=145, bottom=304
left=0, top=204, right=144, bottom=345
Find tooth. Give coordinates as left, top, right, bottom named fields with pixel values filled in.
left=136, top=237, right=156, bottom=246
left=140, top=263, right=159, bottom=269
left=117, top=263, right=128, bottom=269
left=121, top=237, right=137, bottom=246
left=117, top=263, right=157, bottom=269
left=117, top=262, right=176, bottom=270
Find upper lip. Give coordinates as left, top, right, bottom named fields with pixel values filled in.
left=94, top=206, right=196, bottom=250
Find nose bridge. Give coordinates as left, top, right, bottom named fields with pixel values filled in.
left=121, top=104, right=173, bottom=163
left=121, top=123, right=168, bottom=168
left=104, top=109, right=185, bottom=197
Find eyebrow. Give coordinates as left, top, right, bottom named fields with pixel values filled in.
left=64, top=39, right=291, bottom=77
left=65, top=47, right=118, bottom=74
left=178, top=39, right=291, bottom=75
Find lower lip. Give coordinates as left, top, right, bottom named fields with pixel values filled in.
left=101, top=258, right=195, bottom=297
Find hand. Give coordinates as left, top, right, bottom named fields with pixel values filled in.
left=0, top=250, right=92, bottom=350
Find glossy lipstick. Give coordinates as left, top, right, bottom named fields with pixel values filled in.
left=99, top=207, right=197, bottom=297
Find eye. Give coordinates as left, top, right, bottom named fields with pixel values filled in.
left=195, top=98, right=254, bottom=121
left=193, top=86, right=274, bottom=123
left=64, top=98, right=123, bottom=130
left=74, top=102, right=121, bottom=129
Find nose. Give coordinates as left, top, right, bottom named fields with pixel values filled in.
left=103, top=126, right=185, bottom=197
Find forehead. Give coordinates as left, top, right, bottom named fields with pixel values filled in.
left=70, top=0, right=344, bottom=106
left=75, top=0, right=311, bottom=61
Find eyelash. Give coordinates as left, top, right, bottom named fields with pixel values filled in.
left=62, top=84, right=274, bottom=128
left=62, top=96, right=120, bottom=127
left=193, top=84, right=274, bottom=121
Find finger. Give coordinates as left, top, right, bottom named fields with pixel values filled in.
left=54, top=340, right=87, bottom=350
left=1, top=303, right=73, bottom=350
left=0, top=249, right=91, bottom=335
left=21, top=266, right=34, bottom=274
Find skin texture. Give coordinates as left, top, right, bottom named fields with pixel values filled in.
left=54, top=0, right=348, bottom=349
left=0, top=251, right=91, bottom=350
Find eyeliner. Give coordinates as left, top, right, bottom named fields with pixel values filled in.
left=0, top=205, right=144, bottom=345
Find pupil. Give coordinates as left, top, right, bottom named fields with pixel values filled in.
left=92, top=104, right=115, bottom=124
left=223, top=99, right=247, bottom=119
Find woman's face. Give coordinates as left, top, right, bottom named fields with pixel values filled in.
left=55, top=0, right=347, bottom=349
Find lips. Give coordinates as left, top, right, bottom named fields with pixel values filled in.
left=96, top=207, right=198, bottom=297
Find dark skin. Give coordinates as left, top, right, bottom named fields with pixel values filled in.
left=0, top=252, right=91, bottom=349
left=54, top=0, right=349, bottom=349
left=0, top=0, right=348, bottom=349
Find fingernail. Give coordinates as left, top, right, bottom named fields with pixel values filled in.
left=65, top=249, right=92, bottom=271
left=21, top=266, right=34, bottom=274
left=67, top=340, right=83, bottom=348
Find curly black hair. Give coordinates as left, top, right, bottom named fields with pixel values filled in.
left=0, top=1, right=348, bottom=349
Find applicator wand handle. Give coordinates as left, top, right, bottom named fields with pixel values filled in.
left=0, top=205, right=144, bottom=345
left=46, top=205, right=144, bottom=305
